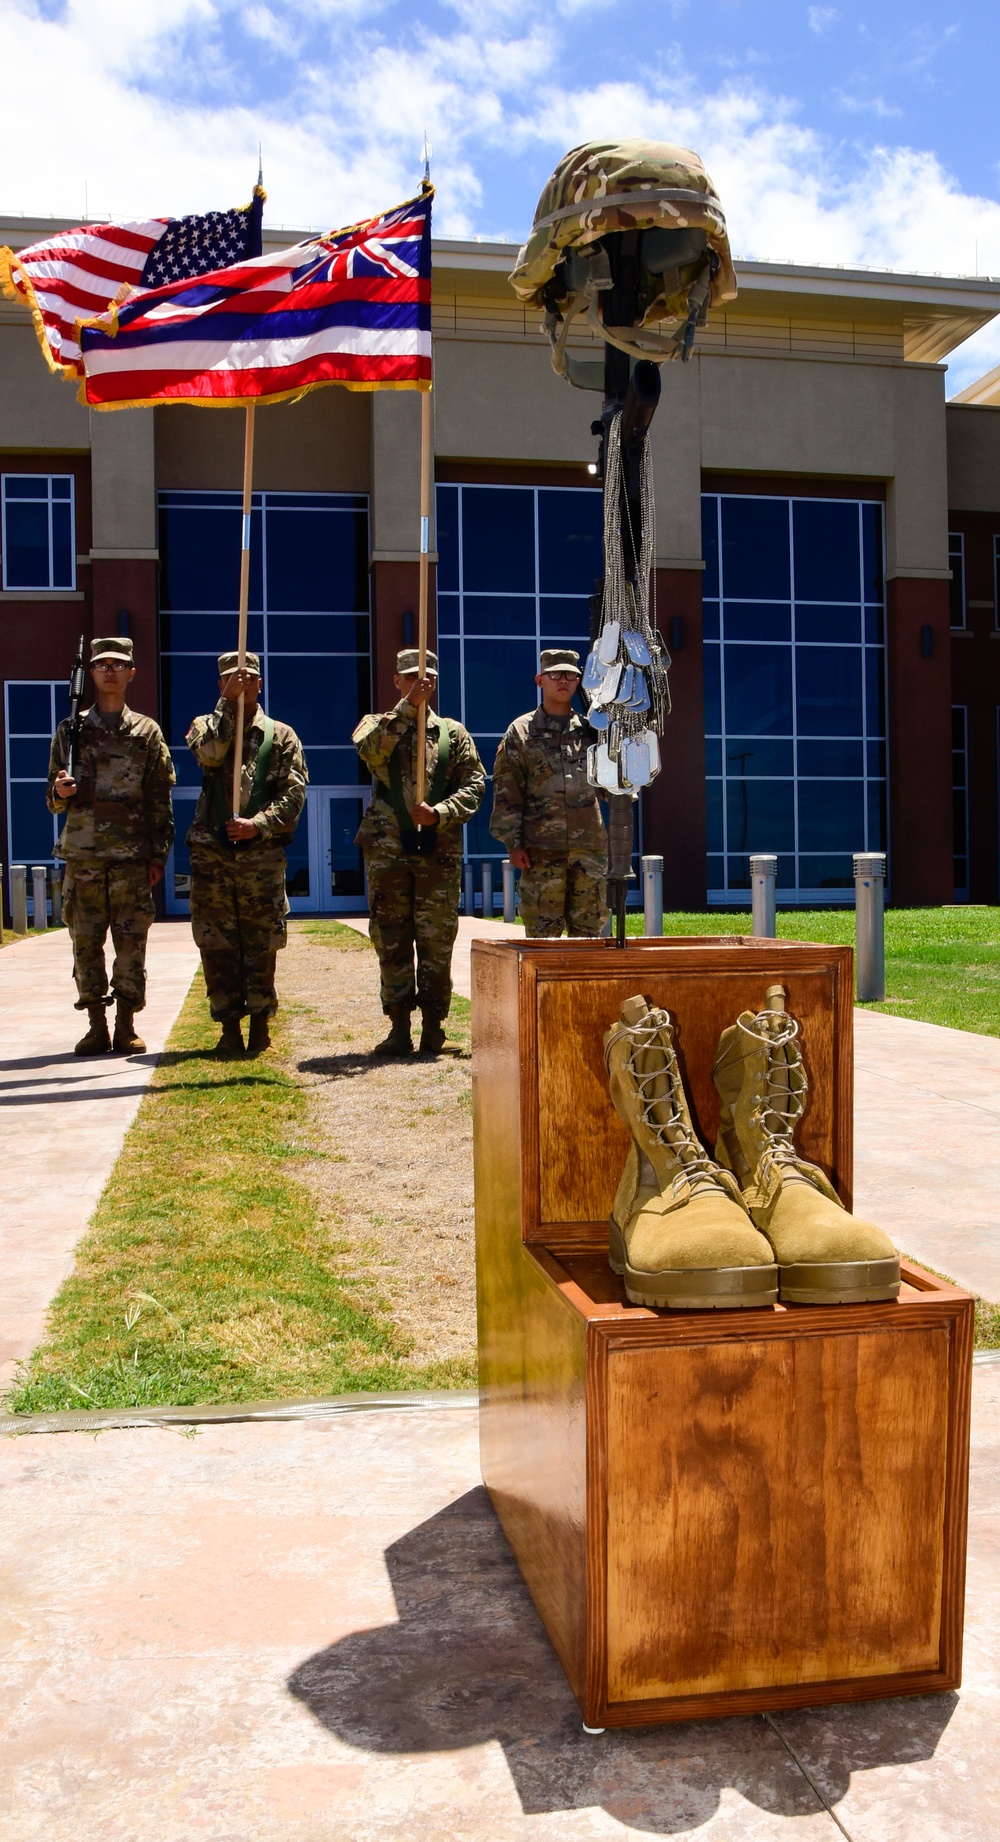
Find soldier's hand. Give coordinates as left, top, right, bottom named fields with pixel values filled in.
left=221, top=670, right=256, bottom=704
left=411, top=801, right=440, bottom=827
left=226, top=816, right=259, bottom=841
left=148, top=862, right=165, bottom=888
left=54, top=770, right=77, bottom=800
left=405, top=676, right=436, bottom=707
left=509, top=846, right=532, bottom=870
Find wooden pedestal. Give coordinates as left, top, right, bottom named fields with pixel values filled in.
left=472, top=937, right=974, bottom=1728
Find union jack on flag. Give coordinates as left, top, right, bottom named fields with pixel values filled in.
left=0, top=193, right=264, bottom=379
left=78, top=190, right=433, bottom=408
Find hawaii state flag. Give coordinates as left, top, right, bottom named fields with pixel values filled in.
left=79, top=189, right=433, bottom=408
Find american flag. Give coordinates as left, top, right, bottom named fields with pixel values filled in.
left=0, top=194, right=264, bottom=378
left=78, top=190, right=432, bottom=408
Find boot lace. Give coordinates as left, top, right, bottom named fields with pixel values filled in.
left=737, top=1009, right=808, bottom=1175
left=619, top=1012, right=725, bottom=1200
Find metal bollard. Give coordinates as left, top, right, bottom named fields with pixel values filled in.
left=502, top=858, right=517, bottom=924
left=11, top=865, right=28, bottom=934
left=750, top=854, right=777, bottom=938
left=464, top=861, right=475, bottom=916
left=481, top=860, right=494, bottom=919
left=51, top=868, right=63, bottom=926
left=854, top=852, right=886, bottom=1002
left=32, top=865, right=48, bottom=931
left=641, top=854, right=663, bottom=938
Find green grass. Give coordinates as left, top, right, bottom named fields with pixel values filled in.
left=6, top=943, right=475, bottom=1416
left=624, top=907, right=1000, bottom=1037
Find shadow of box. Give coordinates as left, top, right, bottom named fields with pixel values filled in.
left=471, top=937, right=974, bottom=1730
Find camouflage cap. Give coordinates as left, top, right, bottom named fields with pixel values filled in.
left=396, top=648, right=438, bottom=675
left=539, top=648, right=582, bottom=675
left=217, top=651, right=261, bottom=676
left=90, top=636, right=134, bottom=665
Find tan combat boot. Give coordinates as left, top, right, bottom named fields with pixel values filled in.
left=373, top=1008, right=413, bottom=1057
left=112, top=1002, right=146, bottom=1054
left=74, top=1003, right=112, bottom=1056
left=604, top=996, right=778, bottom=1309
left=214, top=1019, right=245, bottom=1058
left=247, top=1012, right=271, bottom=1055
left=712, top=985, right=900, bottom=1305
left=418, top=1012, right=447, bottom=1056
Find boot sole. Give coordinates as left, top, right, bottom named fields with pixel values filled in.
left=778, top=1257, right=901, bottom=1305
left=609, top=1219, right=779, bottom=1311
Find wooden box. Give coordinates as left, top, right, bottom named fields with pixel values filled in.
left=472, top=937, right=974, bottom=1728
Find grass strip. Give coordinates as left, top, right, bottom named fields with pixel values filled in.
left=6, top=928, right=472, bottom=1415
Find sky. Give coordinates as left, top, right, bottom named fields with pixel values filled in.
left=3, top=0, right=1000, bottom=390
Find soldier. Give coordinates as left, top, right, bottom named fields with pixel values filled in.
left=186, top=652, right=307, bottom=1057
left=47, top=635, right=175, bottom=1055
left=353, top=648, right=485, bottom=1056
left=490, top=648, right=609, bottom=938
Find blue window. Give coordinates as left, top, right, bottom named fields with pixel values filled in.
left=4, top=681, right=62, bottom=868
left=2, top=476, right=75, bottom=591
left=703, top=493, right=887, bottom=900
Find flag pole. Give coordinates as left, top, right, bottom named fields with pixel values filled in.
left=232, top=401, right=256, bottom=818
left=415, top=385, right=432, bottom=807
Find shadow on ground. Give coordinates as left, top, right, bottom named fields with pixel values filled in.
left=289, top=1488, right=956, bottom=1833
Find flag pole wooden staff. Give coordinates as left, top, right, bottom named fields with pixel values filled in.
left=231, top=402, right=256, bottom=818
left=415, top=386, right=432, bottom=808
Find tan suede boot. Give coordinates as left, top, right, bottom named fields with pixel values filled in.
left=373, top=1008, right=413, bottom=1057
left=214, top=1019, right=245, bottom=1058
left=112, top=1003, right=146, bottom=1054
left=418, top=1013, right=447, bottom=1056
left=246, top=1012, right=271, bottom=1056
left=74, top=1003, right=112, bottom=1056
left=603, top=996, right=778, bottom=1309
left=712, top=985, right=900, bottom=1305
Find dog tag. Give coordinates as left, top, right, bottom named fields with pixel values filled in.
left=597, top=620, right=621, bottom=666
left=600, top=661, right=622, bottom=701
left=627, top=672, right=651, bottom=713
left=587, top=705, right=610, bottom=731
left=623, top=737, right=651, bottom=787
left=582, top=647, right=604, bottom=692
left=617, top=665, right=635, bottom=705
left=624, top=630, right=652, bottom=666
left=593, top=743, right=623, bottom=791
left=640, top=728, right=661, bottom=774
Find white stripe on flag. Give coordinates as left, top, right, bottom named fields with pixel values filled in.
left=84, top=325, right=432, bottom=376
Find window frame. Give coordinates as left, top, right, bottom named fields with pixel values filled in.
left=948, top=531, right=966, bottom=630
left=1, top=473, right=77, bottom=593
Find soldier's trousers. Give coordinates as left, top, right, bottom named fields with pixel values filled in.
left=62, top=861, right=155, bottom=1011
left=518, top=848, right=609, bottom=938
left=189, top=846, right=288, bottom=1021
left=366, top=855, right=461, bottom=1018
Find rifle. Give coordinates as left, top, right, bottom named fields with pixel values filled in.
left=66, top=634, right=86, bottom=781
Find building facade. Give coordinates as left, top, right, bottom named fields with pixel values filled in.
left=4, top=214, right=1000, bottom=915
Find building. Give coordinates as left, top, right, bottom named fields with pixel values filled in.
left=4, top=212, right=1000, bottom=916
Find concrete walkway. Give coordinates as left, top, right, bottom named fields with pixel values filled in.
left=1, top=1374, right=998, bottom=1841
left=0, top=924, right=201, bottom=1391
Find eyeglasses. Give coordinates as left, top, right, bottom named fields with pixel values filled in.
left=542, top=671, right=580, bottom=683
left=95, top=662, right=130, bottom=672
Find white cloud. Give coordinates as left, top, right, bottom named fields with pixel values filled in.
left=807, top=6, right=838, bottom=34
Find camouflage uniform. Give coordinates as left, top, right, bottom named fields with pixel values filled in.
left=47, top=705, right=175, bottom=1011
left=186, top=701, right=307, bottom=1021
left=490, top=706, right=609, bottom=937
left=354, top=700, right=485, bottom=1018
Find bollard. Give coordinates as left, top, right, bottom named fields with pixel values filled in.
left=750, top=854, right=777, bottom=938
left=51, top=868, right=63, bottom=926
left=854, top=852, right=886, bottom=1002
left=32, top=865, right=48, bottom=931
left=11, top=865, right=28, bottom=934
left=502, top=858, right=517, bottom=924
left=0, top=862, right=3, bottom=943
left=641, top=854, right=663, bottom=938
left=481, top=860, right=494, bottom=919
left=464, top=860, right=475, bottom=916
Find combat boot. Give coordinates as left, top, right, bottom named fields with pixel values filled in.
left=247, top=1011, right=271, bottom=1056
left=603, top=996, right=778, bottom=1309
left=418, top=1012, right=447, bottom=1056
left=214, top=1019, right=245, bottom=1058
left=373, top=1008, right=413, bottom=1057
left=112, top=1003, right=146, bottom=1054
left=74, top=1003, right=112, bottom=1056
left=712, top=985, right=900, bottom=1305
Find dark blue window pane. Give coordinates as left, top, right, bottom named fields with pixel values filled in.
left=265, top=508, right=367, bottom=612
left=9, top=784, right=55, bottom=861
left=721, top=498, right=790, bottom=599
left=725, top=738, right=793, bottom=777
left=171, top=748, right=201, bottom=787
left=472, top=735, right=504, bottom=769
left=795, top=604, right=862, bottom=644
left=4, top=477, right=47, bottom=498
left=795, top=647, right=863, bottom=736
left=701, top=498, right=720, bottom=598
left=8, top=737, right=51, bottom=778
left=797, top=739, right=864, bottom=777
left=722, top=602, right=791, bottom=643
left=540, top=596, right=592, bottom=636
left=537, top=488, right=602, bottom=595
left=51, top=503, right=74, bottom=588
left=726, top=778, right=795, bottom=853
left=703, top=643, right=721, bottom=733
left=266, top=614, right=369, bottom=653
left=727, top=855, right=752, bottom=889
left=703, top=598, right=720, bottom=640
left=266, top=655, right=369, bottom=747
left=171, top=805, right=194, bottom=883
left=437, top=637, right=461, bottom=720
left=296, top=747, right=366, bottom=786
left=462, top=489, right=535, bottom=593
left=723, top=645, right=793, bottom=735
left=862, top=503, right=884, bottom=602
left=705, top=737, right=722, bottom=776
left=799, top=853, right=854, bottom=889
left=162, top=656, right=221, bottom=746
left=51, top=477, right=72, bottom=500
left=706, top=779, right=723, bottom=851
left=792, top=500, right=861, bottom=601
left=160, top=614, right=265, bottom=654
left=867, top=740, right=886, bottom=777
left=462, top=596, right=536, bottom=637
left=863, top=604, right=884, bottom=643
left=6, top=684, right=53, bottom=731
left=867, top=780, right=887, bottom=848
left=437, top=594, right=459, bottom=635
left=4, top=501, right=50, bottom=587
left=706, top=853, right=724, bottom=889
left=159, top=507, right=263, bottom=611
left=436, top=486, right=459, bottom=591
left=463, top=801, right=500, bottom=857
left=865, top=648, right=885, bottom=735
left=462, top=638, right=536, bottom=733
left=797, top=779, right=865, bottom=851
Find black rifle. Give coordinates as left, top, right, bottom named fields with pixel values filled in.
left=66, top=634, right=87, bottom=781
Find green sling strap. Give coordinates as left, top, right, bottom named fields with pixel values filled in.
left=385, top=718, right=451, bottom=855
left=206, top=713, right=275, bottom=833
